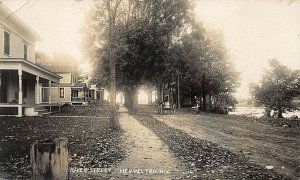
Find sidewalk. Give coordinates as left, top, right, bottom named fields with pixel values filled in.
left=110, top=106, right=185, bottom=179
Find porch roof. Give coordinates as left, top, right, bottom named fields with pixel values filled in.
left=50, top=83, right=87, bottom=88
left=0, top=58, right=62, bottom=82
left=72, top=83, right=87, bottom=88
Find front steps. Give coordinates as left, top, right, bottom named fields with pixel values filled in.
left=24, top=106, right=52, bottom=117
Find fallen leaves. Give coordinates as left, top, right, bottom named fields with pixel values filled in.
left=133, top=114, right=284, bottom=179
left=0, top=107, right=125, bottom=179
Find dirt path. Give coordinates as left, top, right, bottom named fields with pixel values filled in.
left=109, top=107, right=185, bottom=179
left=153, top=113, right=300, bottom=179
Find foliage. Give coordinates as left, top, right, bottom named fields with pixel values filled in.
left=83, top=0, right=239, bottom=112
left=167, top=20, right=239, bottom=113
left=250, top=59, right=300, bottom=118
left=83, top=0, right=190, bottom=89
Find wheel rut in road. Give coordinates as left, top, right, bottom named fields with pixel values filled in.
left=153, top=113, right=299, bottom=179
left=133, top=113, right=284, bottom=179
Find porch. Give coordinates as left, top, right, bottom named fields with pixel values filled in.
left=0, top=58, right=61, bottom=117
left=71, top=84, right=88, bottom=105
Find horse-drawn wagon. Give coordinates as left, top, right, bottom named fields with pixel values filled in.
left=158, top=101, right=176, bottom=114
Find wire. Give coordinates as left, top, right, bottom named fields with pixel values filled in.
left=1, top=0, right=30, bottom=22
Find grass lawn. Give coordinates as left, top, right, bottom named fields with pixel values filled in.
left=0, top=111, right=123, bottom=179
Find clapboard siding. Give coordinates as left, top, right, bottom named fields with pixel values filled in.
left=0, top=28, right=3, bottom=58
left=0, top=24, right=35, bottom=63
left=58, top=73, right=72, bottom=83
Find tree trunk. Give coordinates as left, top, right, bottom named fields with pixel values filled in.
left=202, top=74, right=207, bottom=111
left=127, top=87, right=133, bottom=110
left=148, top=88, right=152, bottom=104
left=31, top=138, right=68, bottom=180
left=264, top=108, right=271, bottom=117
left=209, top=94, right=212, bottom=110
left=124, top=88, right=130, bottom=108
left=132, top=85, right=139, bottom=112
left=128, top=89, right=131, bottom=108
left=126, top=85, right=138, bottom=112
left=198, top=92, right=202, bottom=110
left=160, top=84, right=163, bottom=102
left=277, top=109, right=283, bottom=118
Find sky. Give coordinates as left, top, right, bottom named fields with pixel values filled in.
left=2, top=0, right=300, bottom=98
left=195, top=0, right=300, bottom=98
left=2, top=0, right=94, bottom=73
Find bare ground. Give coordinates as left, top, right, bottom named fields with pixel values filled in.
left=152, top=110, right=300, bottom=179
left=109, top=107, right=186, bottom=179
left=133, top=113, right=283, bottom=179
left=0, top=105, right=298, bottom=179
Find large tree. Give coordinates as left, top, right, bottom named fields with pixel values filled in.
left=251, top=59, right=300, bottom=118
left=84, top=0, right=190, bottom=110
left=83, top=0, right=239, bottom=113
left=167, top=20, right=239, bottom=113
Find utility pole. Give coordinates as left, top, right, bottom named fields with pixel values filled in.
left=108, top=0, right=116, bottom=111
left=177, top=72, right=180, bottom=109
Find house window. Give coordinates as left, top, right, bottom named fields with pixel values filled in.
left=60, top=88, right=64, bottom=98
left=24, top=44, right=28, bottom=60
left=4, top=31, right=10, bottom=55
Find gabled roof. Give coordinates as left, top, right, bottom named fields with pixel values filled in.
left=0, top=4, right=42, bottom=42
left=51, top=83, right=87, bottom=88
left=35, top=53, right=79, bottom=75
left=37, top=61, right=79, bottom=74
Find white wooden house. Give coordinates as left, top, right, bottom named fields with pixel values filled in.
left=35, top=57, right=90, bottom=105
left=0, top=4, right=62, bottom=117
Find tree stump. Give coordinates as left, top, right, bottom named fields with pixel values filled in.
left=30, top=138, right=69, bottom=180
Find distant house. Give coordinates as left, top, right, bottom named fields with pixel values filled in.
left=0, top=4, right=62, bottom=117
left=88, top=84, right=105, bottom=103
left=158, top=82, right=211, bottom=109
left=36, top=55, right=90, bottom=106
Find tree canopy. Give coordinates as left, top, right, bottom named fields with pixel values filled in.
left=83, top=0, right=239, bottom=112
left=250, top=59, right=300, bottom=118
left=169, top=21, right=239, bottom=112
left=83, top=0, right=190, bottom=87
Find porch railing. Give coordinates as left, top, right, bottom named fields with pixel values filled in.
left=71, top=97, right=85, bottom=102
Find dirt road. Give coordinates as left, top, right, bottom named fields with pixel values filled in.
left=153, top=111, right=300, bottom=179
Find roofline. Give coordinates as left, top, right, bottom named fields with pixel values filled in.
left=0, top=4, right=42, bottom=41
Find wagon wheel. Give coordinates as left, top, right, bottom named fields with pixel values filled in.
left=158, top=104, right=163, bottom=114
left=157, top=104, right=160, bottom=114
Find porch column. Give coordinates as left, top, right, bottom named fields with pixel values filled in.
left=148, top=89, right=152, bottom=104
left=58, top=83, right=60, bottom=103
left=35, top=76, right=40, bottom=104
left=18, top=68, right=23, bottom=117
left=83, top=90, right=86, bottom=102
left=49, top=80, right=51, bottom=104
left=58, top=84, right=60, bottom=112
